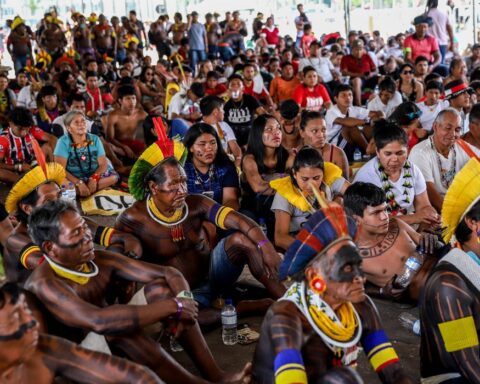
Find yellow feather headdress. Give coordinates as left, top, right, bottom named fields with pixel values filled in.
left=441, top=158, right=480, bottom=244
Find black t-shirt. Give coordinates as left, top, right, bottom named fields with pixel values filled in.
left=224, top=94, right=259, bottom=146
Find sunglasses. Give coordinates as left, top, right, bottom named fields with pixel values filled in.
left=402, top=70, right=413, bottom=75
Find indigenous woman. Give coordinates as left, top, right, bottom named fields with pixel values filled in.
left=270, top=146, right=347, bottom=251
left=389, top=102, right=428, bottom=150
left=54, top=110, right=118, bottom=197
left=299, top=110, right=349, bottom=178
left=138, top=66, right=165, bottom=113
left=241, top=114, right=291, bottom=238
left=354, top=120, right=439, bottom=227
left=183, top=123, right=240, bottom=210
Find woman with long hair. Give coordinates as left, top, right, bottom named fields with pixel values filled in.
left=54, top=110, right=118, bottom=197
left=443, top=57, right=468, bottom=85
left=397, top=63, right=424, bottom=102
left=241, top=114, right=290, bottom=237
left=354, top=119, right=439, bottom=227
left=138, top=66, right=165, bottom=113
left=183, top=122, right=240, bottom=209
left=299, top=110, right=349, bottom=178
left=270, top=146, right=346, bottom=251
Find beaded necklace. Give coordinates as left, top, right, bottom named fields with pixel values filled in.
left=430, top=136, right=456, bottom=190
left=44, top=254, right=98, bottom=285
left=146, top=196, right=188, bottom=242
left=377, top=159, right=413, bottom=216
left=193, top=164, right=215, bottom=198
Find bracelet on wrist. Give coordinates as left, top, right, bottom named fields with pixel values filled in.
left=257, top=239, right=269, bottom=250
left=75, top=180, right=84, bottom=186
left=90, top=173, right=101, bottom=182
left=173, top=298, right=183, bottom=320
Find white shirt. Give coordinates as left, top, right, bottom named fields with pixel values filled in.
left=298, top=56, right=334, bottom=83
left=416, top=100, right=449, bottom=132
left=17, top=86, right=37, bottom=110
left=325, top=105, right=369, bottom=143
left=409, top=138, right=480, bottom=196
left=167, top=92, right=200, bottom=119
left=354, top=157, right=427, bottom=212
left=367, top=92, right=402, bottom=118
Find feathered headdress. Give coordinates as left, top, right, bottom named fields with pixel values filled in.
left=87, top=13, right=98, bottom=23
left=5, top=139, right=65, bottom=214
left=269, top=162, right=343, bottom=212
left=442, top=158, right=480, bottom=244
left=279, top=185, right=357, bottom=280
left=128, top=117, right=187, bottom=201
left=35, top=50, right=52, bottom=70
left=11, top=16, right=25, bottom=31
left=124, top=34, right=140, bottom=48
left=66, top=47, right=81, bottom=61
left=54, top=54, right=77, bottom=71
left=45, top=16, right=63, bottom=25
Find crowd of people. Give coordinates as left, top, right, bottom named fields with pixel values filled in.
left=1, top=1, right=480, bottom=383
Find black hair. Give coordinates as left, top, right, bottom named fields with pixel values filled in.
left=302, top=65, right=316, bottom=77
left=16, top=188, right=40, bottom=224
left=139, top=66, right=154, bottom=82
left=449, top=57, right=464, bottom=75
left=455, top=200, right=480, bottom=244
left=399, top=63, right=414, bottom=74
left=424, top=72, right=442, bottom=84
left=378, top=76, right=396, bottom=94
left=66, top=93, right=86, bottom=106
left=469, top=103, right=480, bottom=125
left=425, top=80, right=443, bottom=92
left=0, top=282, right=20, bottom=310
left=84, top=58, right=97, bottom=69
left=206, top=70, right=219, bottom=80
left=199, top=95, right=224, bottom=116
left=373, top=119, right=408, bottom=149
left=28, top=200, right=78, bottom=250
left=292, top=146, right=324, bottom=174
left=145, top=157, right=181, bottom=194
left=344, top=182, right=387, bottom=217
left=245, top=114, right=288, bottom=174
left=279, top=99, right=300, bottom=120
left=300, top=110, right=324, bottom=131
left=228, top=73, right=243, bottom=83
left=39, top=85, right=57, bottom=97
left=470, top=81, right=480, bottom=92
left=183, top=122, right=230, bottom=164
left=471, top=67, right=480, bottom=82
left=334, top=84, right=353, bottom=98
left=85, top=70, right=98, bottom=79
left=389, top=101, right=422, bottom=126
left=117, top=85, right=136, bottom=99
left=414, top=55, right=429, bottom=65
left=8, top=107, right=34, bottom=127
left=58, top=70, right=74, bottom=92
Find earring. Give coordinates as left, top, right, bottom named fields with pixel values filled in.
left=309, top=275, right=327, bottom=295
left=476, top=229, right=480, bottom=243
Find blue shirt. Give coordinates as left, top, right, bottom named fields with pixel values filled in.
left=188, top=23, right=206, bottom=50
left=54, top=133, right=110, bottom=180
left=184, top=159, right=239, bottom=204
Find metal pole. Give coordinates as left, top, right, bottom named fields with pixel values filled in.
left=344, top=0, right=351, bottom=35
left=474, top=0, right=477, bottom=44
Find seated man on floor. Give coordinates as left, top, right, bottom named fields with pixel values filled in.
left=0, top=282, right=163, bottom=384
left=116, top=129, right=284, bottom=326
left=3, top=157, right=142, bottom=285
left=252, top=198, right=411, bottom=383
left=26, top=199, right=249, bottom=384
left=344, top=182, right=439, bottom=301
left=0, top=107, right=56, bottom=184
left=420, top=158, right=480, bottom=382
left=106, top=85, right=148, bottom=160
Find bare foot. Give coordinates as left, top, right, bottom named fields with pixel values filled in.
left=219, top=362, right=252, bottom=383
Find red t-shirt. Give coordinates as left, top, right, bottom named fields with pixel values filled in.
left=261, top=27, right=280, bottom=45
left=404, top=34, right=439, bottom=62
left=340, top=54, right=376, bottom=76
left=204, top=83, right=227, bottom=96
left=0, top=127, right=46, bottom=165
left=244, top=82, right=269, bottom=101
left=292, top=84, right=331, bottom=111
left=301, top=34, right=316, bottom=58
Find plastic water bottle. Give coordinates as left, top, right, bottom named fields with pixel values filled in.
left=67, top=182, right=77, bottom=201
left=399, top=312, right=421, bottom=336
left=221, top=299, right=238, bottom=345
left=353, top=148, right=362, bottom=162
left=259, top=218, right=268, bottom=237
left=395, top=246, right=424, bottom=288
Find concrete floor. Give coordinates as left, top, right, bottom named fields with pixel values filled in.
left=0, top=188, right=422, bottom=383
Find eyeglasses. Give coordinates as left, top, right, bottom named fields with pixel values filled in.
left=402, top=70, right=413, bottom=75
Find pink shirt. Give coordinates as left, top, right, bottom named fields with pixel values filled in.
left=404, top=33, right=439, bottom=62
left=427, top=8, right=449, bottom=45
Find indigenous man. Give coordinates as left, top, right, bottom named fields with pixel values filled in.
left=91, top=14, right=115, bottom=59
left=344, top=182, right=438, bottom=301
left=73, top=14, right=95, bottom=59
left=409, top=108, right=480, bottom=212
left=420, top=158, right=480, bottom=382
left=106, top=85, right=147, bottom=159
left=39, top=16, right=67, bottom=62
left=252, top=200, right=411, bottom=383
left=0, top=282, right=162, bottom=383
left=3, top=162, right=142, bottom=285
left=0, top=107, right=56, bottom=184
left=116, top=132, right=284, bottom=324
left=26, top=200, right=249, bottom=384
left=278, top=99, right=303, bottom=156
left=6, top=16, right=33, bottom=74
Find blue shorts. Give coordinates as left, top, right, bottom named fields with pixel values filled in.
left=192, top=237, right=244, bottom=308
